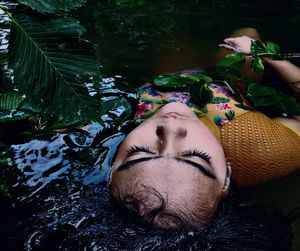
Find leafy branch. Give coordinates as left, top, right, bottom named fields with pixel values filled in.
left=153, top=51, right=300, bottom=116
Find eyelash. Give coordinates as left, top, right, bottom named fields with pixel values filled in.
left=181, top=150, right=211, bottom=162
left=127, top=145, right=154, bottom=154
left=127, top=146, right=211, bottom=161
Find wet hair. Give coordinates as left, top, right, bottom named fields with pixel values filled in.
left=110, top=182, right=220, bottom=229
left=24, top=182, right=293, bottom=251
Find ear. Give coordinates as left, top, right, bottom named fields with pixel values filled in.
left=221, top=161, right=232, bottom=198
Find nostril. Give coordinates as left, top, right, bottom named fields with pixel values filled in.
left=156, top=125, right=164, bottom=136
left=178, top=128, right=187, bottom=137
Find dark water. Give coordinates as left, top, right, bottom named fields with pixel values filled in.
left=74, top=0, right=300, bottom=83
left=2, top=0, right=300, bottom=250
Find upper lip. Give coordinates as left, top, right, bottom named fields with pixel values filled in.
left=162, top=112, right=189, bottom=118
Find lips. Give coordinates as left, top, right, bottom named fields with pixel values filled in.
left=163, top=112, right=189, bottom=118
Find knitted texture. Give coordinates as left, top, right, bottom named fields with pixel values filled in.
left=220, top=111, right=300, bottom=187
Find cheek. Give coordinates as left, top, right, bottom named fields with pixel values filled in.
left=123, top=123, right=156, bottom=144
left=188, top=126, right=221, bottom=150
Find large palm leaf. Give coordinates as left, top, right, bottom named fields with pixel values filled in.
left=9, top=13, right=102, bottom=120
left=17, top=0, right=86, bottom=14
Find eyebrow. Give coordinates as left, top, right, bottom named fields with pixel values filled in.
left=117, top=156, right=216, bottom=179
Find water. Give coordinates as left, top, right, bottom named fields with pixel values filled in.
left=2, top=0, right=300, bottom=250
left=74, top=0, right=300, bottom=83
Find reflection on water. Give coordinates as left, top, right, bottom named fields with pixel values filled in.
left=11, top=123, right=124, bottom=200
left=2, top=0, right=300, bottom=250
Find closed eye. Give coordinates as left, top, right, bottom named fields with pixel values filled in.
left=127, top=145, right=156, bottom=155
left=181, top=150, right=211, bottom=164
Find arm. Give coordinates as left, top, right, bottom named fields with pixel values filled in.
left=220, top=36, right=300, bottom=132
left=262, top=57, right=300, bottom=97
left=219, top=36, right=300, bottom=97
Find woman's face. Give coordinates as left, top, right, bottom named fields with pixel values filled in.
left=110, top=103, right=227, bottom=227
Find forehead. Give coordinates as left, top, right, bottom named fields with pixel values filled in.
left=113, top=158, right=220, bottom=191
left=111, top=158, right=222, bottom=211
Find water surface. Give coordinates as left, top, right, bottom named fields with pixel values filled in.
left=2, top=0, right=300, bottom=250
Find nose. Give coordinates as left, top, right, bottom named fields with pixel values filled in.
left=156, top=120, right=187, bottom=150
left=156, top=120, right=187, bottom=156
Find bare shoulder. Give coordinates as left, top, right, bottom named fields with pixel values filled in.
left=273, top=116, right=300, bottom=134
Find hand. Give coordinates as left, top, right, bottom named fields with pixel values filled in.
left=219, top=36, right=254, bottom=55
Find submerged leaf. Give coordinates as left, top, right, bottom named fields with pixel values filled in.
left=9, top=14, right=102, bottom=121
left=17, top=0, right=86, bottom=14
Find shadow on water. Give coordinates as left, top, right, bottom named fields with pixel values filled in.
left=1, top=0, right=300, bottom=250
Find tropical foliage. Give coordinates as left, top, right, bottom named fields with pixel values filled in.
left=0, top=0, right=300, bottom=135
left=18, top=0, right=86, bottom=13
left=153, top=49, right=300, bottom=116
left=0, top=0, right=137, bottom=136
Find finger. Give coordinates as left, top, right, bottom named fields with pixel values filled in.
left=219, top=43, right=235, bottom=51
left=223, top=38, right=237, bottom=45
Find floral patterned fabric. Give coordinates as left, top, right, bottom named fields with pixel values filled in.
left=134, top=81, right=253, bottom=127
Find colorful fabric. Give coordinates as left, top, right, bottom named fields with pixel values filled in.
left=134, top=82, right=253, bottom=127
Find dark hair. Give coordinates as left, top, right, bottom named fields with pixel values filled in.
left=24, top=182, right=292, bottom=251
left=110, top=182, right=219, bottom=229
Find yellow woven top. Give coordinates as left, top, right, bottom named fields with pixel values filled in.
left=219, top=111, right=300, bottom=187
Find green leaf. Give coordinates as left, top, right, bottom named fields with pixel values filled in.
left=154, top=75, right=191, bottom=89
left=17, top=0, right=86, bottom=14
left=180, top=73, right=212, bottom=83
left=190, top=84, right=213, bottom=107
left=247, top=95, right=280, bottom=107
left=252, top=57, right=264, bottom=74
left=217, top=53, right=246, bottom=71
left=247, top=83, right=277, bottom=97
left=276, top=96, right=300, bottom=115
left=9, top=14, right=102, bottom=121
left=154, top=73, right=212, bottom=91
left=0, top=92, right=23, bottom=110
left=251, top=40, right=280, bottom=56
left=250, top=40, right=281, bottom=73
